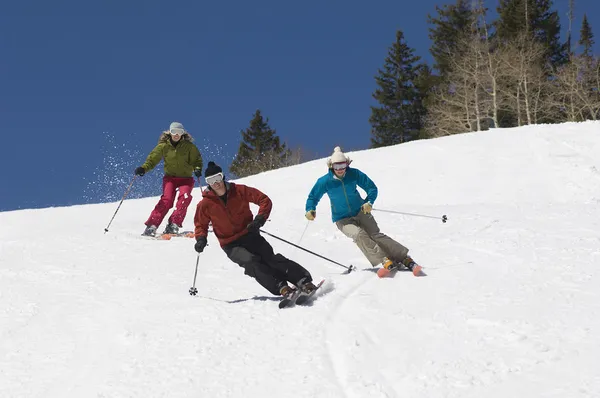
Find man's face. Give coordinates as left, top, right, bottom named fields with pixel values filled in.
left=206, top=172, right=225, bottom=190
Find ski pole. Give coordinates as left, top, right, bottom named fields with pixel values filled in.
left=372, top=208, right=448, bottom=223
left=260, top=229, right=355, bottom=274
left=104, top=175, right=138, bottom=233
left=189, top=254, right=200, bottom=296
left=298, top=220, right=310, bottom=244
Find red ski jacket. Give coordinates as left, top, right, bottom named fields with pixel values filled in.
left=194, top=182, right=272, bottom=247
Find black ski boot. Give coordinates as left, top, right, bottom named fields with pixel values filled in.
left=164, top=223, right=180, bottom=234
left=142, top=225, right=157, bottom=236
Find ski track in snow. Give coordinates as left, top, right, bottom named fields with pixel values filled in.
left=316, top=201, right=600, bottom=397
left=2, top=122, right=600, bottom=397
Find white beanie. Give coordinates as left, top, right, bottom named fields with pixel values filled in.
left=169, top=121, right=185, bottom=131
left=330, top=146, right=347, bottom=163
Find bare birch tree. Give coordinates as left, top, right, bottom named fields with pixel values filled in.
left=496, top=33, right=552, bottom=126
left=552, top=55, right=600, bottom=121
left=425, top=32, right=493, bottom=137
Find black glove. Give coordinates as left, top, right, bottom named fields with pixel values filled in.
left=194, top=168, right=202, bottom=178
left=194, top=236, right=207, bottom=253
left=247, top=214, right=266, bottom=233
left=134, top=166, right=146, bottom=176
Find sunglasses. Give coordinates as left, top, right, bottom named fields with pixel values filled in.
left=332, top=162, right=347, bottom=171
left=170, top=128, right=184, bottom=136
left=206, top=172, right=224, bottom=185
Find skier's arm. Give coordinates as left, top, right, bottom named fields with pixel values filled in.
left=305, top=177, right=327, bottom=211
left=240, top=185, right=272, bottom=220
left=356, top=169, right=378, bottom=205
left=141, top=143, right=165, bottom=172
left=189, top=144, right=204, bottom=172
left=194, top=202, right=211, bottom=239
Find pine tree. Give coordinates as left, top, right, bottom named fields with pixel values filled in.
left=413, top=64, right=437, bottom=139
left=428, top=0, right=477, bottom=77
left=579, top=14, right=594, bottom=58
left=494, top=0, right=567, bottom=68
left=369, top=30, right=426, bottom=148
left=566, top=0, right=575, bottom=57
left=229, top=110, right=291, bottom=178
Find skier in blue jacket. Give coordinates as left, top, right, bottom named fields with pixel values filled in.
left=305, top=146, right=420, bottom=274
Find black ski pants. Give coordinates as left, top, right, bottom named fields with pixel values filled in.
left=222, top=232, right=312, bottom=295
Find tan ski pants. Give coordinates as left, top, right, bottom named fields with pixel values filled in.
left=335, top=211, right=409, bottom=267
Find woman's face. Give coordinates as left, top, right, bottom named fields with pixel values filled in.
left=170, top=127, right=184, bottom=141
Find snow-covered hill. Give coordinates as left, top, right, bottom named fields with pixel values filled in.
left=1, top=122, right=599, bottom=397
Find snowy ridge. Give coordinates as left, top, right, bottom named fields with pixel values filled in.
left=1, top=122, right=599, bottom=397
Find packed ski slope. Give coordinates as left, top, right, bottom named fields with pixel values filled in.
left=1, top=122, right=600, bottom=398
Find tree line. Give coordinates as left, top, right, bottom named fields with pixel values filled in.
left=230, top=0, right=598, bottom=178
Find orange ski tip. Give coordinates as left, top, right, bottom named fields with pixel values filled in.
left=377, top=268, right=390, bottom=278
left=412, top=265, right=423, bottom=276
left=161, top=234, right=172, bottom=240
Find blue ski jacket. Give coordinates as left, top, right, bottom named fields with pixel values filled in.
left=305, top=167, right=378, bottom=222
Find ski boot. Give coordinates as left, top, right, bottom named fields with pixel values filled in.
left=300, top=281, right=318, bottom=295
left=401, top=256, right=423, bottom=276
left=377, top=256, right=423, bottom=277
left=142, top=225, right=157, bottom=237
left=295, top=279, right=323, bottom=305
left=377, top=257, right=395, bottom=278
left=279, top=285, right=295, bottom=297
left=164, top=223, right=180, bottom=235
left=278, top=284, right=300, bottom=309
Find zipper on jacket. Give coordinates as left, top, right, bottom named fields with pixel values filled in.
left=218, top=190, right=235, bottom=225
left=340, top=180, right=352, bottom=213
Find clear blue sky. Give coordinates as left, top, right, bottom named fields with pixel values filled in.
left=1, top=0, right=598, bottom=211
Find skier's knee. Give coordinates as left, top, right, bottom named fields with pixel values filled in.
left=273, top=253, right=288, bottom=262
left=228, top=247, right=260, bottom=265
left=354, top=229, right=371, bottom=243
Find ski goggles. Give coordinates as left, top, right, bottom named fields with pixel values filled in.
left=332, top=162, right=347, bottom=171
left=206, top=172, right=224, bottom=185
left=169, top=128, right=185, bottom=136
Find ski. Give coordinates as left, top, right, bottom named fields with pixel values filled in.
left=142, top=231, right=195, bottom=240
left=295, top=279, right=325, bottom=305
left=278, top=279, right=326, bottom=309
left=377, top=263, right=424, bottom=278
left=278, top=288, right=302, bottom=309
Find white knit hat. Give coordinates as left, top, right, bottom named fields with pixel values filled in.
left=330, top=146, right=347, bottom=163
left=327, top=146, right=352, bottom=168
left=169, top=121, right=185, bottom=132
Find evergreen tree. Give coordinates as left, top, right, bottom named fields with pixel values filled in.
left=428, top=0, right=477, bottom=77
left=566, top=0, right=575, bottom=57
left=494, top=0, right=567, bottom=68
left=369, top=30, right=426, bottom=148
left=579, top=14, right=595, bottom=58
left=229, top=110, right=291, bottom=178
left=413, top=63, right=437, bottom=139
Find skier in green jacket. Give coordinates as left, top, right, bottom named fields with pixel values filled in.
left=135, top=121, right=203, bottom=236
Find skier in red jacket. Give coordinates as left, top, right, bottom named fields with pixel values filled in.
left=193, top=161, right=317, bottom=297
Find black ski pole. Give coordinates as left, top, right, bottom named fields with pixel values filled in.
left=104, top=175, right=138, bottom=233
left=372, top=208, right=448, bottom=223
left=189, top=254, right=199, bottom=296
left=260, top=229, right=355, bottom=274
